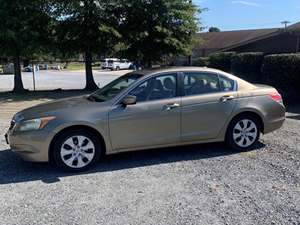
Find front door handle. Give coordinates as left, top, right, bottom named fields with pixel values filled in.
left=164, top=103, right=180, bottom=111
left=220, top=95, right=235, bottom=102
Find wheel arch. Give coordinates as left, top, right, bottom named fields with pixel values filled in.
left=227, top=111, right=265, bottom=134
left=48, top=125, right=107, bottom=163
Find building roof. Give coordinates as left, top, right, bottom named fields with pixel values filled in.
left=195, top=28, right=279, bottom=51
left=195, top=22, right=300, bottom=52
left=287, top=22, right=300, bottom=31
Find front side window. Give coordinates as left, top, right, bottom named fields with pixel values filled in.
left=89, top=74, right=143, bottom=102
left=183, top=72, right=220, bottom=96
left=129, top=74, right=177, bottom=103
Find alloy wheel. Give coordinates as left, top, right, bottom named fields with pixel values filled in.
left=233, top=119, right=258, bottom=148
left=60, top=135, right=95, bottom=169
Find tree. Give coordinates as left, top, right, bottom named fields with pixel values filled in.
left=53, top=0, right=121, bottom=91
left=0, top=0, right=52, bottom=92
left=209, top=27, right=221, bottom=32
left=118, top=0, right=200, bottom=67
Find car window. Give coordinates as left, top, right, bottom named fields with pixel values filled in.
left=90, top=74, right=143, bottom=102
left=183, top=72, right=220, bottom=96
left=219, top=75, right=235, bottom=92
left=129, top=74, right=177, bottom=102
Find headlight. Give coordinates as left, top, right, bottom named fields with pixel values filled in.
left=16, top=116, right=56, bottom=132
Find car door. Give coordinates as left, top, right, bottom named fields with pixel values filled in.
left=180, top=72, right=237, bottom=142
left=109, top=73, right=181, bottom=151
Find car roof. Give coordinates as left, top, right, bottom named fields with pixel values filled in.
left=131, top=66, right=224, bottom=74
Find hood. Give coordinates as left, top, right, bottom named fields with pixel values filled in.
left=14, top=95, right=92, bottom=121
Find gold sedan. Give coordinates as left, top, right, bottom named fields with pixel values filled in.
left=6, top=67, right=285, bottom=171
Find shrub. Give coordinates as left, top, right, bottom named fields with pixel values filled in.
left=192, top=57, right=209, bottom=67
left=231, top=52, right=264, bottom=82
left=208, top=52, right=236, bottom=72
left=262, top=53, right=300, bottom=102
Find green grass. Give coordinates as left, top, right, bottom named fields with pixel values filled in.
left=64, top=63, right=85, bottom=71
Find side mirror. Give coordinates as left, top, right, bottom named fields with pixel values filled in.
left=122, top=95, right=137, bottom=106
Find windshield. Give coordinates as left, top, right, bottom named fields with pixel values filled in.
left=89, top=73, right=143, bottom=102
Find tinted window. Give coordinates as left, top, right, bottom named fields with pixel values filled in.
left=219, top=75, right=235, bottom=92
left=183, top=72, right=220, bottom=96
left=129, top=74, right=177, bottom=102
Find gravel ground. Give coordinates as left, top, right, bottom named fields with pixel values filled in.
left=0, top=94, right=299, bottom=225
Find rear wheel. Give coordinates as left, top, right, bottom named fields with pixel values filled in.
left=226, top=115, right=260, bottom=151
left=116, top=66, right=120, bottom=71
left=52, top=129, right=101, bottom=172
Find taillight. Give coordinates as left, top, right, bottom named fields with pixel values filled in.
left=269, top=92, right=283, bottom=103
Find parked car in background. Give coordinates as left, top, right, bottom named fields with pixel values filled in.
left=38, top=64, right=49, bottom=70
left=107, top=59, right=133, bottom=71
left=23, top=65, right=39, bottom=72
left=100, top=58, right=119, bottom=69
left=5, top=67, right=285, bottom=172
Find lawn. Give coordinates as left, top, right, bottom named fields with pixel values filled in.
left=64, top=62, right=85, bottom=71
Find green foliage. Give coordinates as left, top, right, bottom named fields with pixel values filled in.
left=231, top=52, right=264, bottom=82
left=192, top=57, right=209, bottom=67
left=208, top=27, right=221, bottom=32
left=118, top=0, right=200, bottom=66
left=52, top=0, right=121, bottom=56
left=0, top=0, right=52, bottom=58
left=208, top=52, right=236, bottom=72
left=262, top=54, right=300, bottom=101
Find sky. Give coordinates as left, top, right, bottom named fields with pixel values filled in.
left=194, top=0, right=300, bottom=31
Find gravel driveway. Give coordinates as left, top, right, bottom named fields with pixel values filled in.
left=0, top=93, right=299, bottom=225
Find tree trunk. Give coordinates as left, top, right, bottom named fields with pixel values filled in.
left=12, top=55, right=26, bottom=93
left=84, top=51, right=98, bottom=91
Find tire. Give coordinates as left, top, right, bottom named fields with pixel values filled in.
left=116, top=66, right=120, bottom=71
left=226, top=114, right=261, bottom=151
left=52, top=129, right=102, bottom=172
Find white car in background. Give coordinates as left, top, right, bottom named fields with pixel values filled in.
left=107, top=59, right=133, bottom=71
left=101, top=58, right=119, bottom=69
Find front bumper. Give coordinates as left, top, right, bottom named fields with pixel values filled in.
left=5, top=128, right=55, bottom=162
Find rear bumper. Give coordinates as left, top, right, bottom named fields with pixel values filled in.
left=264, top=117, right=285, bottom=134
left=263, top=102, right=286, bottom=134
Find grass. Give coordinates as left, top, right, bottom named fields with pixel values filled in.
left=64, top=63, right=85, bottom=71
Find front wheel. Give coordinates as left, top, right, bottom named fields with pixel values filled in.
left=226, top=115, right=260, bottom=151
left=52, top=129, right=101, bottom=172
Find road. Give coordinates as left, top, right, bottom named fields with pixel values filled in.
left=0, top=70, right=129, bottom=92
left=0, top=93, right=299, bottom=225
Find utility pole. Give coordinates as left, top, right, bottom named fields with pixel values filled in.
left=281, top=21, right=291, bottom=29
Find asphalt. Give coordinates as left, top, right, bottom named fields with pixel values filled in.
left=0, top=70, right=128, bottom=92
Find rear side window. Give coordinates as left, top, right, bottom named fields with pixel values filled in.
left=219, top=75, right=235, bottom=92
left=183, top=72, right=220, bottom=96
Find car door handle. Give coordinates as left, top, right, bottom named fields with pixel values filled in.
left=220, top=95, right=235, bottom=102
left=164, top=103, right=180, bottom=111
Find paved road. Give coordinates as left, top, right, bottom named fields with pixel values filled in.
left=0, top=70, right=129, bottom=92
left=0, top=94, right=299, bottom=225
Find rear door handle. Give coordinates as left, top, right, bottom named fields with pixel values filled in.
left=220, top=95, right=235, bottom=102
left=164, top=103, right=180, bottom=111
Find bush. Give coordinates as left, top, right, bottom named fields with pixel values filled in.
left=208, top=52, right=236, bottom=72
left=262, top=54, right=300, bottom=102
left=231, top=52, right=264, bottom=82
left=192, top=57, right=209, bottom=67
